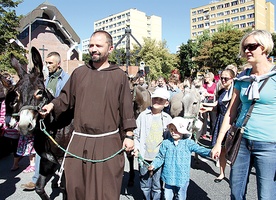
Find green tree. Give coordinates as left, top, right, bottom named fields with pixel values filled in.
left=0, top=0, right=26, bottom=73
left=109, top=48, right=127, bottom=65
left=209, top=28, right=245, bottom=71
left=82, top=53, right=90, bottom=64
left=271, top=33, right=276, bottom=58
left=132, top=38, right=177, bottom=80
left=177, top=39, right=198, bottom=78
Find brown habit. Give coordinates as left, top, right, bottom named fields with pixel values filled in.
left=52, top=63, right=136, bottom=200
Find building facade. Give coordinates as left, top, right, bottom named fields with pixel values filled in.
left=190, top=0, right=275, bottom=39
left=17, top=2, right=84, bottom=74
left=82, top=8, right=162, bottom=53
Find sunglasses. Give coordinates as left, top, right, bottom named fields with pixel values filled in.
left=243, top=43, right=261, bottom=52
left=220, top=77, right=232, bottom=81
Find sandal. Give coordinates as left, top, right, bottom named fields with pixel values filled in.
left=23, top=165, right=35, bottom=173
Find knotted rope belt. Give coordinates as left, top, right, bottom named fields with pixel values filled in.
left=39, top=119, right=125, bottom=163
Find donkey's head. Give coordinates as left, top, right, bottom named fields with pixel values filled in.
left=4, top=47, right=53, bottom=135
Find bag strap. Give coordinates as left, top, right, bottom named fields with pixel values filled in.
left=242, top=65, right=276, bottom=127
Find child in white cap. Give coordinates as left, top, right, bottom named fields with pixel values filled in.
left=133, top=87, right=172, bottom=200
left=148, top=117, right=211, bottom=200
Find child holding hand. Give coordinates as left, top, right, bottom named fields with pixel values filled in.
left=148, top=117, right=211, bottom=199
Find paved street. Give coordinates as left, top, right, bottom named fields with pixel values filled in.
left=0, top=139, right=258, bottom=200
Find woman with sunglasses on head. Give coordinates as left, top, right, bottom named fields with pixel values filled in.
left=211, top=30, right=276, bottom=200
left=200, top=68, right=235, bottom=183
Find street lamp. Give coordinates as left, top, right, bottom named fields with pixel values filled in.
left=28, top=6, right=47, bottom=70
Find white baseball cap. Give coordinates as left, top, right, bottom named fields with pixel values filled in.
left=151, top=88, right=170, bottom=100
left=167, top=117, right=191, bottom=134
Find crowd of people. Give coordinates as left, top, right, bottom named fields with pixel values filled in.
left=0, top=29, right=275, bottom=200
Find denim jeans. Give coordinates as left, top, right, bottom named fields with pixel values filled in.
left=32, top=153, right=40, bottom=183
left=230, top=138, right=276, bottom=200
left=139, top=164, right=162, bottom=200
left=164, top=182, right=189, bottom=200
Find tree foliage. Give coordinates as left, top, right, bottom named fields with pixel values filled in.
left=177, top=39, right=198, bottom=78
left=271, top=33, right=276, bottom=58
left=131, top=38, right=178, bottom=80
left=177, top=24, right=260, bottom=76
left=0, top=0, right=26, bottom=73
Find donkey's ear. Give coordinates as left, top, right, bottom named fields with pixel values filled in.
left=10, top=54, right=28, bottom=79
left=31, top=47, right=44, bottom=76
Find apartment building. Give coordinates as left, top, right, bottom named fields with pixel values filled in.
left=82, top=8, right=162, bottom=53
left=190, top=0, right=275, bottom=39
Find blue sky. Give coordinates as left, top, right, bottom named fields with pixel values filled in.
left=15, top=0, right=276, bottom=53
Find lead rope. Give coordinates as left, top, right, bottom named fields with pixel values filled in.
left=39, top=119, right=126, bottom=185
left=39, top=119, right=126, bottom=162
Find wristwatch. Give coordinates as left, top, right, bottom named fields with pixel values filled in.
left=125, top=135, right=134, bottom=140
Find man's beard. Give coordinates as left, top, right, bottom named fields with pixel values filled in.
left=90, top=52, right=102, bottom=63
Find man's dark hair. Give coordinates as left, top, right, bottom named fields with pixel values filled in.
left=92, top=30, right=113, bottom=46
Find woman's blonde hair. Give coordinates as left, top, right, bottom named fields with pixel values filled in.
left=239, top=30, right=274, bottom=58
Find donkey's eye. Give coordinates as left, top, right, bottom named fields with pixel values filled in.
left=35, top=90, right=44, bottom=98
left=9, top=101, right=17, bottom=108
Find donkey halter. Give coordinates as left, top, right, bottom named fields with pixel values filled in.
left=12, top=97, right=47, bottom=117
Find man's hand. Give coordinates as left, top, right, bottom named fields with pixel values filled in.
left=123, top=131, right=134, bottom=152
left=40, top=103, right=54, bottom=118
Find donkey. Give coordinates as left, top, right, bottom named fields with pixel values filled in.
left=3, top=47, right=73, bottom=200
left=132, top=85, right=151, bottom=119
left=170, top=85, right=204, bottom=162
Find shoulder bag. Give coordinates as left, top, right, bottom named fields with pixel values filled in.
left=225, top=68, right=274, bottom=166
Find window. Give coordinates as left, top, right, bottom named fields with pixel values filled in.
left=198, top=16, right=204, bottom=21
left=217, top=12, right=224, bottom=17
left=211, top=29, right=216, bottom=33
left=211, top=21, right=216, bottom=26
left=198, top=31, right=203, bottom=36
left=225, top=10, right=230, bottom=15
left=217, top=20, right=224, bottom=24
left=192, top=11, right=196, bottom=16
left=225, top=18, right=230, bottom=23
left=232, top=16, right=239, bottom=21
left=225, top=3, right=230, bottom=7
left=231, top=9, right=239, bottom=14
left=192, top=18, right=196, bottom=22
left=211, top=6, right=215, bottom=11
left=240, top=0, right=245, bottom=3
left=217, top=4, right=224, bottom=9
left=240, top=7, right=246, bottom=12
left=192, top=25, right=196, bottom=29
left=247, top=13, right=254, bottom=18
left=247, top=5, right=254, bottom=10
left=198, top=24, right=204, bottom=28
left=211, top=14, right=216, bottom=18
left=197, top=9, right=203, bottom=14
left=231, top=1, right=238, bottom=6
left=247, top=22, right=254, bottom=27
left=240, top=15, right=246, bottom=20
left=205, top=22, right=210, bottom=27
left=240, top=23, right=246, bottom=28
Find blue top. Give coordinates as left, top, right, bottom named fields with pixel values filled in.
left=45, top=69, right=69, bottom=97
left=151, top=138, right=211, bottom=187
left=234, top=68, right=276, bottom=142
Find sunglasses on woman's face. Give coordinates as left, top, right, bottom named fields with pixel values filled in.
left=243, top=43, right=261, bottom=52
left=220, top=77, right=232, bottom=81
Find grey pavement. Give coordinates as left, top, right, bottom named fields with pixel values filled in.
left=0, top=149, right=258, bottom=200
